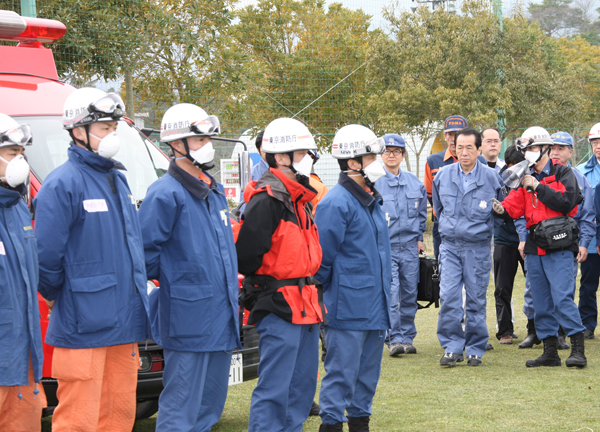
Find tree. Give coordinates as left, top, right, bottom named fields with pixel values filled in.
left=528, top=0, right=586, bottom=37
left=231, top=0, right=378, bottom=146
left=367, top=0, right=587, bottom=177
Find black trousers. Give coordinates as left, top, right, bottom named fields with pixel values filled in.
left=493, top=243, right=525, bottom=339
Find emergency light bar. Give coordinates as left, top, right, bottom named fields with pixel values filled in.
left=0, top=10, right=66, bottom=45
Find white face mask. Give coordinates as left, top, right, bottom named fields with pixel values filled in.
left=293, top=154, right=313, bottom=177
left=90, top=131, right=121, bottom=159
left=0, top=154, right=29, bottom=187
left=524, top=150, right=541, bottom=166
left=363, top=160, right=386, bottom=183
left=189, top=142, right=215, bottom=165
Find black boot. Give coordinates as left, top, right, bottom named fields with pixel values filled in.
left=518, top=319, right=541, bottom=349
left=310, top=401, right=321, bottom=416
left=348, top=416, right=370, bottom=432
left=557, top=327, right=570, bottom=350
left=319, top=423, right=343, bottom=432
left=525, top=337, right=561, bottom=367
left=565, top=332, right=587, bottom=368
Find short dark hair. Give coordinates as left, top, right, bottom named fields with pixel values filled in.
left=481, top=127, right=501, bottom=140
left=504, top=145, right=525, bottom=166
left=455, top=127, right=482, bottom=149
left=255, top=130, right=264, bottom=152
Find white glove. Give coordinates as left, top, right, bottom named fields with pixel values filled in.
left=522, top=175, right=539, bottom=192
left=492, top=198, right=505, bottom=215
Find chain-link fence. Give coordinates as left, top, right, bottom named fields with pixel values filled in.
left=2, top=0, right=600, bottom=189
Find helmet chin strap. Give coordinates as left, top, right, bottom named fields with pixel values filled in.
left=173, top=138, right=215, bottom=171
left=284, top=151, right=309, bottom=185
left=72, top=125, right=94, bottom=152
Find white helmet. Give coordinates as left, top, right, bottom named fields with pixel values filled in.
left=588, top=122, right=600, bottom=142
left=261, top=118, right=316, bottom=153
left=0, top=114, right=32, bottom=149
left=331, top=124, right=385, bottom=159
left=516, top=126, right=553, bottom=152
left=63, top=87, right=125, bottom=130
left=160, top=103, right=220, bottom=143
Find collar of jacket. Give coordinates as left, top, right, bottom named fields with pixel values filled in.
left=383, top=167, right=405, bottom=186
left=338, top=171, right=382, bottom=207
left=252, top=168, right=316, bottom=212
left=167, top=159, right=220, bottom=201
left=531, top=158, right=553, bottom=180
left=444, top=148, right=457, bottom=162
left=583, top=155, right=600, bottom=172
left=0, top=183, right=25, bottom=208
left=68, top=144, right=126, bottom=173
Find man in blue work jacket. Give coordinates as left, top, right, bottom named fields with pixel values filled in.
left=0, top=114, right=46, bottom=431
left=549, top=132, right=595, bottom=348
left=34, top=88, right=148, bottom=431
left=316, top=124, right=391, bottom=432
left=433, top=128, right=504, bottom=367
left=375, top=133, right=427, bottom=357
left=139, top=103, right=240, bottom=431
left=251, top=130, right=268, bottom=181
left=576, top=122, right=600, bottom=340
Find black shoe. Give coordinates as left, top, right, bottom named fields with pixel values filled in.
left=348, top=416, right=370, bottom=432
left=310, top=401, right=321, bottom=416
left=319, top=423, right=343, bottom=432
left=389, top=343, right=404, bottom=357
left=486, top=343, right=494, bottom=351
left=467, top=355, right=482, bottom=366
left=557, top=335, right=570, bottom=350
left=583, top=329, right=595, bottom=340
left=512, top=333, right=519, bottom=339
left=526, top=337, right=561, bottom=367
left=402, top=343, right=417, bottom=354
left=440, top=352, right=464, bottom=366
left=566, top=332, right=587, bottom=368
left=518, top=319, right=541, bottom=349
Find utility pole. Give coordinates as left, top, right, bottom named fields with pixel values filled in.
left=493, top=0, right=508, bottom=155
left=20, top=0, right=36, bottom=18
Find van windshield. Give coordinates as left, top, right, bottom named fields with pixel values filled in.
left=16, top=115, right=169, bottom=200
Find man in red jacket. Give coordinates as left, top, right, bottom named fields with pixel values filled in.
left=493, top=127, right=586, bottom=368
left=236, top=117, right=325, bottom=432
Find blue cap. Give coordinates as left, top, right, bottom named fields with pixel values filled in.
left=444, top=115, right=468, bottom=132
left=551, top=131, right=574, bottom=147
left=382, top=133, right=405, bottom=148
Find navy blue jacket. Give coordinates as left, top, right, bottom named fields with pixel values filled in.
left=34, top=145, right=147, bottom=348
left=139, top=161, right=241, bottom=352
left=315, top=173, right=391, bottom=331
left=0, top=184, right=44, bottom=385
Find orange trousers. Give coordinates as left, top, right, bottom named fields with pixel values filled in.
left=0, top=359, right=47, bottom=432
left=51, top=343, right=140, bottom=432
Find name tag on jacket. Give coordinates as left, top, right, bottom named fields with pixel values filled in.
left=83, top=199, right=109, bottom=213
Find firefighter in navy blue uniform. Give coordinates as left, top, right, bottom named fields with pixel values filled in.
left=236, top=118, right=325, bottom=432
left=494, top=127, right=587, bottom=368
left=34, top=88, right=148, bottom=431
left=138, top=104, right=241, bottom=431
left=375, top=133, right=427, bottom=357
left=0, top=114, right=46, bottom=432
left=315, top=124, right=391, bottom=432
left=433, top=128, right=504, bottom=367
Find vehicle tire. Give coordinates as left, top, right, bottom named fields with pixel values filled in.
left=135, top=400, right=159, bottom=420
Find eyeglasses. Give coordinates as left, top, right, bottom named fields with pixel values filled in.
left=483, top=140, right=501, bottom=145
left=383, top=149, right=403, bottom=155
left=591, top=140, right=600, bottom=148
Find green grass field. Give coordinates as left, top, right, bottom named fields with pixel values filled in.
left=42, top=268, right=600, bottom=431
